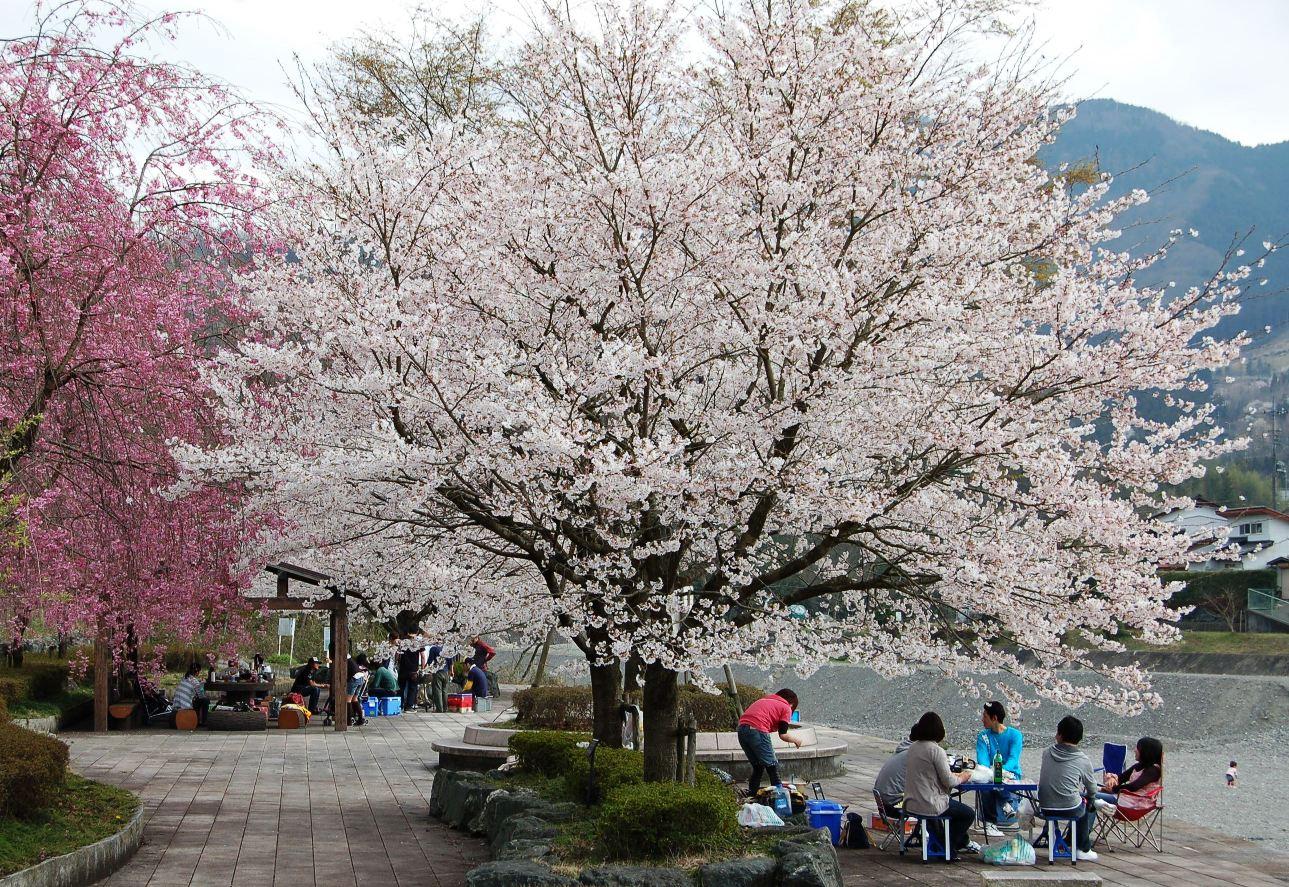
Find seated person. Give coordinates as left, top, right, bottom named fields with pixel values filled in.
left=251, top=653, right=272, bottom=701
left=171, top=662, right=209, bottom=726
left=1037, top=715, right=1098, bottom=862
left=465, top=662, right=490, bottom=701
left=975, top=700, right=1023, bottom=833
left=368, top=658, right=399, bottom=698
left=1095, top=737, right=1163, bottom=811
left=903, top=712, right=979, bottom=859
left=217, top=657, right=246, bottom=681
left=290, top=657, right=325, bottom=714
left=873, top=734, right=913, bottom=815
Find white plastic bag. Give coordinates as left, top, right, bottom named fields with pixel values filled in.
left=981, top=835, right=1036, bottom=866
left=738, top=802, right=785, bottom=827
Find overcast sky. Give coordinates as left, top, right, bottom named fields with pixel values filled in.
left=3, top=0, right=1287, bottom=145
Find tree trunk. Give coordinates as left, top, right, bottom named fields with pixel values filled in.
left=589, top=658, right=623, bottom=748
left=642, top=661, right=679, bottom=782
left=532, top=625, right=558, bottom=687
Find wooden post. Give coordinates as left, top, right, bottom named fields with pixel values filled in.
left=93, top=627, right=110, bottom=733
left=724, top=664, right=743, bottom=720
left=683, top=715, right=698, bottom=786
left=331, top=595, right=348, bottom=732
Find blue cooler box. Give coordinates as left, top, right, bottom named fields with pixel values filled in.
left=806, top=800, right=844, bottom=846
left=378, top=696, right=402, bottom=716
left=361, top=697, right=380, bottom=717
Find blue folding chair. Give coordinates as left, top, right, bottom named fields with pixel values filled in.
left=1096, top=743, right=1127, bottom=780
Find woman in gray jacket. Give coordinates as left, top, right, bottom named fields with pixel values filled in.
left=903, top=712, right=979, bottom=858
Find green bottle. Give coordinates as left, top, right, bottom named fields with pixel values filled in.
left=993, top=751, right=1004, bottom=784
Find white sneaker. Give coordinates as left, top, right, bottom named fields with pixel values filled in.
left=963, top=841, right=982, bottom=854
left=1076, top=849, right=1099, bottom=862
left=984, top=823, right=1006, bottom=838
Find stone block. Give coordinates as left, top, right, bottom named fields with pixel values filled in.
left=773, top=830, right=842, bottom=887
left=978, top=872, right=1103, bottom=886
left=482, top=789, right=548, bottom=843
left=577, top=865, right=694, bottom=886
left=466, top=860, right=576, bottom=887
left=491, top=814, right=559, bottom=853
left=698, top=857, right=777, bottom=887
left=495, top=838, right=555, bottom=862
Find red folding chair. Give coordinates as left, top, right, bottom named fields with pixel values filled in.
left=1093, top=783, right=1164, bottom=852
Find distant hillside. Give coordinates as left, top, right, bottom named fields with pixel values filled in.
left=1043, top=99, right=1289, bottom=345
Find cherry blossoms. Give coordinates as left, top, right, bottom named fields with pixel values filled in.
left=183, top=0, right=1254, bottom=775
left=0, top=2, right=272, bottom=653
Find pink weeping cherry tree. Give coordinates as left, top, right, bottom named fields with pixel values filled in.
left=0, top=1, right=275, bottom=672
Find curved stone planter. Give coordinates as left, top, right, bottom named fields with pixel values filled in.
left=0, top=802, right=144, bottom=887
left=432, top=724, right=848, bottom=779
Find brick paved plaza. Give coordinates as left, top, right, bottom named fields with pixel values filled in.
left=64, top=702, right=1289, bottom=887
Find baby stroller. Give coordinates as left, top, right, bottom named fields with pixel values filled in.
left=322, top=672, right=369, bottom=727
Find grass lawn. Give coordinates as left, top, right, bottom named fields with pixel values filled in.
left=7, top=688, right=92, bottom=719
left=1125, top=630, right=1289, bottom=654
left=0, top=774, right=138, bottom=877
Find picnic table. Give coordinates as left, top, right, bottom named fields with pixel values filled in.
left=954, top=780, right=1040, bottom=844
left=204, top=680, right=272, bottom=706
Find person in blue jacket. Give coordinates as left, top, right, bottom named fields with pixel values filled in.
left=975, top=700, right=1023, bottom=835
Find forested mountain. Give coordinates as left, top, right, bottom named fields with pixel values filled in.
left=1044, top=99, right=1289, bottom=346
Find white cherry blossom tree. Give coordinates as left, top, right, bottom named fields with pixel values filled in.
left=184, top=0, right=1262, bottom=780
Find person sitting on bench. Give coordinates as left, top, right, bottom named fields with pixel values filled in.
left=171, top=662, right=209, bottom=726
left=368, top=658, right=399, bottom=698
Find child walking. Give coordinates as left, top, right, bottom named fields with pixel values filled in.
left=1226, top=761, right=1238, bottom=788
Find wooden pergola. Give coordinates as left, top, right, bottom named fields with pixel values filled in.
left=261, top=562, right=350, bottom=732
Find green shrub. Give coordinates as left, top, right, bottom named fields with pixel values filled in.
left=513, top=686, right=596, bottom=730
left=0, top=677, right=25, bottom=707
left=677, top=686, right=765, bottom=732
left=267, top=654, right=293, bottom=666
left=595, top=780, right=738, bottom=859
left=563, top=746, right=644, bottom=801
left=0, top=723, right=70, bottom=818
left=508, top=730, right=588, bottom=777
left=25, top=664, right=68, bottom=700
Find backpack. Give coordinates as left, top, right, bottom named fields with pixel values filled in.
left=843, top=811, right=871, bottom=849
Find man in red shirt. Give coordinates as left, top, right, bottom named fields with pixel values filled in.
left=737, top=688, right=804, bottom=795
left=468, top=636, right=495, bottom=668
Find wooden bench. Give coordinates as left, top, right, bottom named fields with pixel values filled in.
left=174, top=709, right=199, bottom=730
left=108, top=702, right=138, bottom=730
left=206, top=708, right=267, bottom=731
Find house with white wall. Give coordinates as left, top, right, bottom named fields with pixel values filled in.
left=1158, top=501, right=1289, bottom=570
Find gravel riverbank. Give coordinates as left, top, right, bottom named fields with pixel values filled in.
left=500, top=649, right=1289, bottom=852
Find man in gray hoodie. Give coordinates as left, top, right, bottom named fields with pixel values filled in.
left=1037, top=715, right=1099, bottom=861
left=873, top=736, right=913, bottom=812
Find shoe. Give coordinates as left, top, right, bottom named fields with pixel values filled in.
left=1076, top=849, right=1099, bottom=862
left=984, top=823, right=1006, bottom=838
left=962, top=841, right=982, bottom=854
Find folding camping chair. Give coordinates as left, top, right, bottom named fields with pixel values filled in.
left=872, top=790, right=909, bottom=852
left=1092, top=784, right=1164, bottom=852
left=1095, top=743, right=1128, bottom=780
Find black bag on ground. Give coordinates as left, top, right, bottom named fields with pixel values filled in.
left=844, top=811, right=871, bottom=849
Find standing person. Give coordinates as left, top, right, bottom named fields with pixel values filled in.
left=903, top=711, right=978, bottom=859
left=427, top=646, right=450, bottom=713
left=1037, top=715, right=1098, bottom=862
left=1226, top=761, right=1238, bottom=788
left=469, top=635, right=495, bottom=668
left=346, top=653, right=370, bottom=726
left=736, top=689, right=804, bottom=796
left=171, top=662, right=209, bottom=726
left=975, top=700, right=1023, bottom=836
left=398, top=639, right=425, bottom=711
left=290, top=657, right=325, bottom=714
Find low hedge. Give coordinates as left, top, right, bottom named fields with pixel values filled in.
left=514, top=684, right=765, bottom=732
left=508, top=730, right=589, bottom=777
left=563, top=746, right=644, bottom=801
left=0, top=722, right=70, bottom=818
left=595, top=780, right=738, bottom=859
left=0, top=663, right=69, bottom=702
